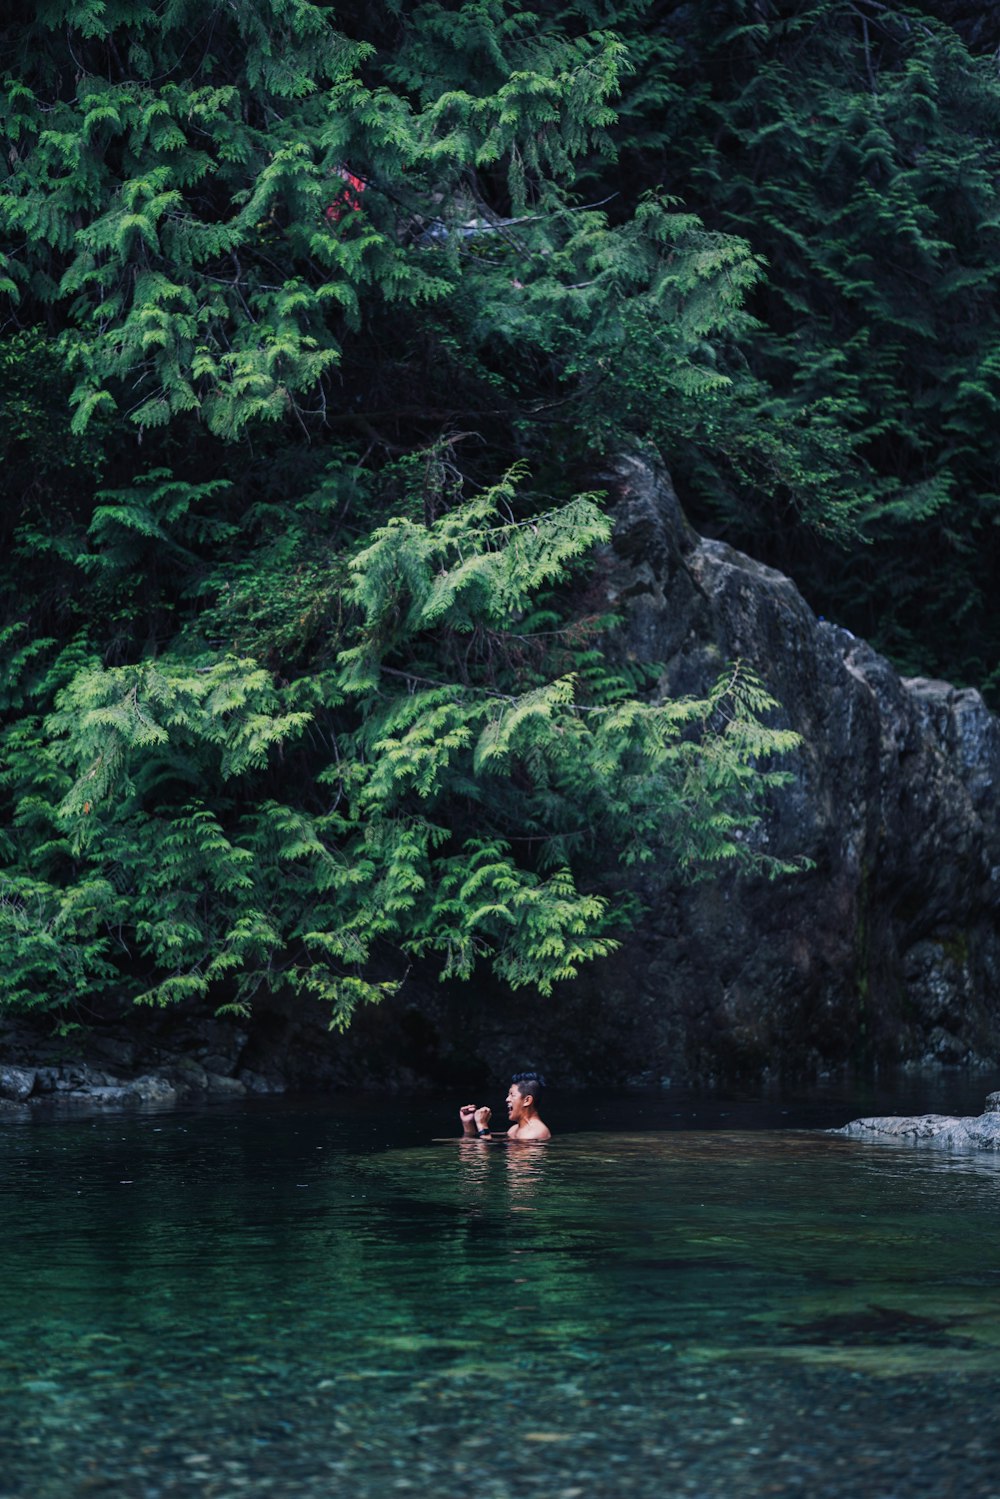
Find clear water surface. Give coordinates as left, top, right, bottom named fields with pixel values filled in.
left=2, top=1078, right=999, bottom=1497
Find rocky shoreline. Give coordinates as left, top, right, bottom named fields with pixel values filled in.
left=834, top=1091, right=1000, bottom=1149
left=0, top=1017, right=286, bottom=1117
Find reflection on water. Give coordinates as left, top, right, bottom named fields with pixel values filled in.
left=1, top=1095, right=999, bottom=1496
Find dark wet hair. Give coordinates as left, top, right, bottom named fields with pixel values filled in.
left=512, top=1071, right=546, bottom=1103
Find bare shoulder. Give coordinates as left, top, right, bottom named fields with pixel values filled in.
left=511, top=1121, right=552, bottom=1141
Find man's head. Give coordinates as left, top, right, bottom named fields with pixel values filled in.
left=507, top=1071, right=546, bottom=1120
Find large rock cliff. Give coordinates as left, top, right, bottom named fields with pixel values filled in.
left=555, top=454, right=1000, bottom=1083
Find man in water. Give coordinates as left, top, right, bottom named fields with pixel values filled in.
left=459, top=1073, right=552, bottom=1141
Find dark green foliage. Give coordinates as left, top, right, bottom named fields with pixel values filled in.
left=9, top=0, right=997, bottom=1032
left=609, top=0, right=1000, bottom=690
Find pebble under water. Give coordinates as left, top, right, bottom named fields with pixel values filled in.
left=1, top=1085, right=999, bottom=1498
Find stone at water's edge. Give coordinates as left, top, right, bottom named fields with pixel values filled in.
left=0, top=1065, right=36, bottom=1102
left=0, top=1018, right=289, bottom=1113
left=835, top=1097, right=1000, bottom=1150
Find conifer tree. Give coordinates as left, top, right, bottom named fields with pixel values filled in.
left=0, top=0, right=800, bottom=1027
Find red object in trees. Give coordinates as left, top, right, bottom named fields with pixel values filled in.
left=326, top=168, right=366, bottom=224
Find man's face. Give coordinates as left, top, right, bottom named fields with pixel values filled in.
left=506, top=1084, right=528, bottom=1122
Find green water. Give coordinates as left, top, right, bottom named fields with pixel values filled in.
left=2, top=1090, right=999, bottom=1497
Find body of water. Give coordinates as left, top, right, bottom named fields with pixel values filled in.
left=1, top=1079, right=999, bottom=1497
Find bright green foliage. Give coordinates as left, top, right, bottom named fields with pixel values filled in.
left=1, top=468, right=800, bottom=1024
left=0, top=0, right=814, bottom=1028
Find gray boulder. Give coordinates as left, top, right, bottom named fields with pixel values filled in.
left=131, top=1074, right=178, bottom=1105
left=836, top=1100, right=1000, bottom=1150
left=0, top=1065, right=36, bottom=1101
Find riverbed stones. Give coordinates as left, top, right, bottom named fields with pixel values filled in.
left=0, top=1020, right=283, bottom=1114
